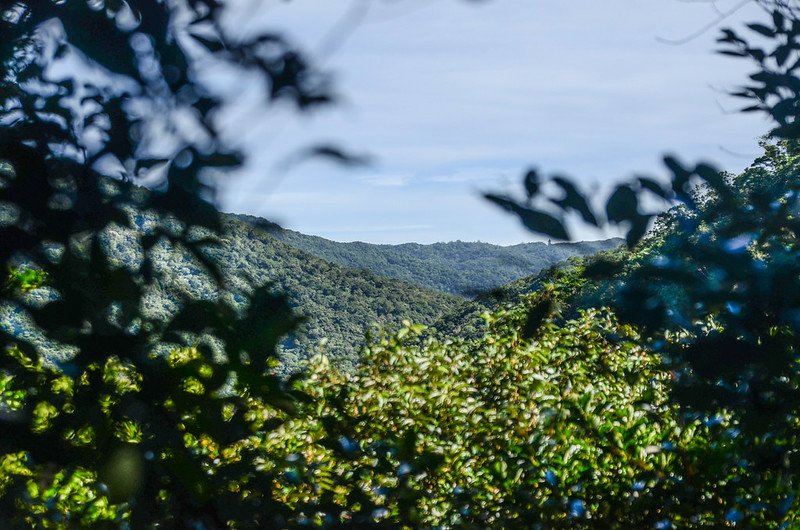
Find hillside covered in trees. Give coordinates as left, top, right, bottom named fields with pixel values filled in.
left=241, top=214, right=621, bottom=297
left=3, top=205, right=612, bottom=373
left=219, top=215, right=616, bottom=369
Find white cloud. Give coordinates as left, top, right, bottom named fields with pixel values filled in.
left=425, top=167, right=514, bottom=184
left=356, top=174, right=412, bottom=187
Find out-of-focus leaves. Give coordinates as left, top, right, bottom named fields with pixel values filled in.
left=550, top=176, right=598, bottom=226
left=695, top=163, right=735, bottom=205
left=289, top=144, right=372, bottom=168
left=59, top=6, right=143, bottom=83
left=605, top=185, right=638, bottom=224
left=189, top=31, right=225, bottom=53
left=99, top=446, right=145, bottom=502
left=582, top=256, right=621, bottom=278
left=485, top=193, right=569, bottom=240
left=664, top=155, right=694, bottom=204
left=637, top=176, right=671, bottom=200
left=524, top=168, right=540, bottom=199
left=604, top=185, right=651, bottom=246
left=0, top=0, right=332, bottom=526
left=135, top=158, right=170, bottom=171
left=747, top=23, right=775, bottom=37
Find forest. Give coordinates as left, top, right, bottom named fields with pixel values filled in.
left=1, top=207, right=615, bottom=372
left=2, top=0, right=800, bottom=529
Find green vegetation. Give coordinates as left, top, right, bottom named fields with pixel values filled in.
left=286, top=308, right=685, bottom=528
left=4, top=267, right=47, bottom=293
left=255, top=217, right=620, bottom=297
left=2, top=206, right=608, bottom=373
left=3, top=0, right=800, bottom=528
left=214, top=217, right=463, bottom=371
left=214, top=215, right=614, bottom=369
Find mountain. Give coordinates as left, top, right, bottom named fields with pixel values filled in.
left=431, top=248, right=624, bottom=341
left=153, top=215, right=464, bottom=372
left=2, top=212, right=461, bottom=373
left=216, top=215, right=621, bottom=369
left=233, top=214, right=622, bottom=297
left=193, top=214, right=624, bottom=369
left=3, top=207, right=620, bottom=372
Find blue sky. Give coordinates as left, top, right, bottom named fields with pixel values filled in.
left=213, top=0, right=769, bottom=244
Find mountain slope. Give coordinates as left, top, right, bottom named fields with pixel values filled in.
left=4, top=206, right=618, bottom=372
left=206, top=216, right=464, bottom=371
left=3, top=212, right=461, bottom=372
left=234, top=214, right=622, bottom=297
left=431, top=246, right=630, bottom=341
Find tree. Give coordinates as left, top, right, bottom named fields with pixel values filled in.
left=491, top=1, right=800, bottom=526
left=0, top=1, right=327, bottom=527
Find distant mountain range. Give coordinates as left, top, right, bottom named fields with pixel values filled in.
left=209, top=215, right=462, bottom=370
left=233, top=214, right=622, bottom=297
left=221, top=214, right=621, bottom=369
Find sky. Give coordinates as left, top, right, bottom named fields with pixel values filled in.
left=212, top=0, right=769, bottom=245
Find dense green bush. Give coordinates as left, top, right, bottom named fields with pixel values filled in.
left=282, top=307, right=686, bottom=528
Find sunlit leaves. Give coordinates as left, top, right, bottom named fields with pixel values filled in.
left=270, top=307, right=712, bottom=528
left=4, top=266, right=46, bottom=292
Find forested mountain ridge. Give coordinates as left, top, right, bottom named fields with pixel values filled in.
left=211, top=216, right=462, bottom=370
left=232, top=213, right=622, bottom=296
left=1, top=205, right=614, bottom=373
left=211, top=214, right=618, bottom=369
left=122, top=211, right=462, bottom=371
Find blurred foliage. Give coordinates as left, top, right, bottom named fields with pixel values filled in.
left=0, top=0, right=329, bottom=526
left=4, top=266, right=47, bottom=292
left=490, top=2, right=800, bottom=526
